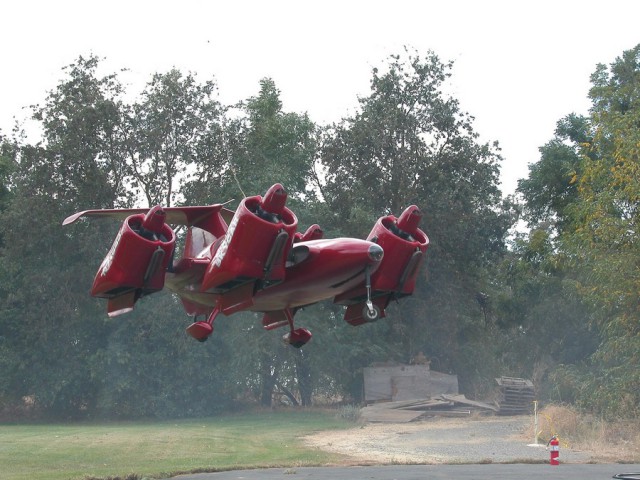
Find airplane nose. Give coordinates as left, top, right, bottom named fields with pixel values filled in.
left=368, top=243, right=384, bottom=262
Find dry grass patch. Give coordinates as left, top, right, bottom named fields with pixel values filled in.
left=527, top=405, right=640, bottom=462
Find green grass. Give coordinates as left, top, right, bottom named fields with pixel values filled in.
left=0, top=410, right=354, bottom=480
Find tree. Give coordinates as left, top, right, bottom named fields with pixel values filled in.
left=517, top=115, right=588, bottom=231
left=0, top=136, right=14, bottom=217
left=125, top=69, right=224, bottom=207
left=184, top=78, right=317, bottom=207
left=317, top=48, right=514, bottom=395
left=0, top=56, right=126, bottom=417
left=0, top=58, right=235, bottom=419
left=514, top=44, right=640, bottom=417
left=183, top=78, right=319, bottom=407
left=510, top=115, right=598, bottom=393
left=0, top=135, right=17, bottom=414
left=562, top=44, right=640, bottom=417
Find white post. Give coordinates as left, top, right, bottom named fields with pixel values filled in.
left=533, top=400, right=539, bottom=445
left=527, top=400, right=544, bottom=447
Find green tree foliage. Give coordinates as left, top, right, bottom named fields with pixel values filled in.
left=493, top=231, right=597, bottom=391
left=514, top=44, right=640, bottom=418
left=31, top=56, right=130, bottom=208
left=242, top=78, right=316, bottom=198
left=183, top=78, right=319, bottom=408
left=318, top=49, right=514, bottom=394
left=509, top=116, right=599, bottom=392
left=0, top=56, right=125, bottom=417
left=0, top=135, right=17, bottom=412
left=0, top=48, right=540, bottom=418
left=125, top=69, right=224, bottom=207
left=184, top=78, right=317, bottom=207
left=517, top=115, right=588, bottom=231
left=90, top=295, right=237, bottom=418
left=0, top=137, right=14, bottom=216
left=573, top=45, right=640, bottom=314
left=0, top=57, right=235, bottom=419
left=563, top=45, right=640, bottom=417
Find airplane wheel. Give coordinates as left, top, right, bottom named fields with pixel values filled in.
left=362, top=305, right=380, bottom=322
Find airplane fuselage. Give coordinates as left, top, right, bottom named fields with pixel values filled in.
left=165, top=237, right=383, bottom=315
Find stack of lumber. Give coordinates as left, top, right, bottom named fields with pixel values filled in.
left=360, top=394, right=498, bottom=423
left=495, top=376, right=535, bottom=415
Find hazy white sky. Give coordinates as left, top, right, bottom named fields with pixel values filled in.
left=1, top=0, right=639, bottom=195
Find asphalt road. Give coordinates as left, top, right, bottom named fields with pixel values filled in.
left=168, top=464, right=640, bottom=480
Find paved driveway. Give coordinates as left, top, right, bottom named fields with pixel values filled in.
left=168, top=464, right=640, bottom=480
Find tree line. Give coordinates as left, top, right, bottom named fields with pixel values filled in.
left=0, top=45, right=637, bottom=420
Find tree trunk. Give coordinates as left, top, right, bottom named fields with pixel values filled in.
left=259, top=355, right=277, bottom=407
left=295, top=349, right=313, bottom=407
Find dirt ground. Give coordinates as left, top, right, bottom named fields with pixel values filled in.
left=303, top=415, right=596, bottom=465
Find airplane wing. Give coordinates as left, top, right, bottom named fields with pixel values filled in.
left=63, top=205, right=236, bottom=229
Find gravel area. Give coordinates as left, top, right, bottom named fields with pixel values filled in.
left=303, top=415, right=593, bottom=464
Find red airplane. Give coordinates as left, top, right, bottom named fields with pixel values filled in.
left=63, top=184, right=429, bottom=347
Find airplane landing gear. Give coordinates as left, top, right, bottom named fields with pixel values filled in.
left=283, top=328, right=312, bottom=348
left=362, top=304, right=380, bottom=322
left=274, top=309, right=312, bottom=348
left=362, top=265, right=380, bottom=322
left=186, top=307, right=219, bottom=342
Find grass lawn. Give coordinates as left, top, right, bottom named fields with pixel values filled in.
left=0, top=410, right=354, bottom=480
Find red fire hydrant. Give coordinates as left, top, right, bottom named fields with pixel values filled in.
left=547, top=435, right=560, bottom=465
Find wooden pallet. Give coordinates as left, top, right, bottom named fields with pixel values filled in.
left=495, top=376, right=535, bottom=415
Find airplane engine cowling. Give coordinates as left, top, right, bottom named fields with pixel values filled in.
left=201, top=184, right=298, bottom=293
left=91, top=209, right=176, bottom=302
left=367, top=206, right=429, bottom=296
left=334, top=206, right=429, bottom=327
